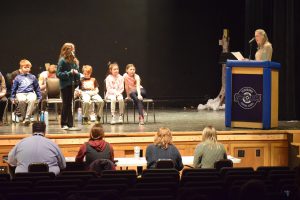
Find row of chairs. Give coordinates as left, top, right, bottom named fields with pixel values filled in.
left=5, top=78, right=156, bottom=124
left=0, top=167, right=298, bottom=200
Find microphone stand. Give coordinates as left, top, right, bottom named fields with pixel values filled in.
left=68, top=69, right=81, bottom=131
left=248, top=42, right=252, bottom=60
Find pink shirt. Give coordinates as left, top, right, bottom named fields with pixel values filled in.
left=123, top=73, right=143, bottom=95
left=105, top=74, right=124, bottom=98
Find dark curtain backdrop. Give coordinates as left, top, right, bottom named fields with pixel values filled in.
left=245, top=0, right=300, bottom=120
left=0, top=0, right=298, bottom=119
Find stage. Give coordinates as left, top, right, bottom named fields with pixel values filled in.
left=0, top=108, right=300, bottom=169
left=1, top=108, right=300, bottom=135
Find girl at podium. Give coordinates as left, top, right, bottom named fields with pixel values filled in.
left=254, top=29, right=273, bottom=61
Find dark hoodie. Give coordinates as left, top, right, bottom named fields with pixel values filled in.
left=75, top=139, right=114, bottom=165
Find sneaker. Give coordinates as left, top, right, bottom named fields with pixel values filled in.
left=82, top=117, right=90, bottom=125
left=62, top=125, right=69, bottom=130
left=90, top=114, right=96, bottom=122
left=118, top=115, right=123, bottom=124
left=139, top=116, right=144, bottom=125
left=110, top=115, right=116, bottom=125
left=143, top=110, right=148, bottom=116
left=22, top=119, right=30, bottom=126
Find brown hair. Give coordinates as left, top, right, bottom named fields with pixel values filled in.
left=154, top=127, right=173, bottom=149
left=89, top=124, right=104, bottom=140
left=107, top=62, right=119, bottom=75
left=59, top=42, right=76, bottom=63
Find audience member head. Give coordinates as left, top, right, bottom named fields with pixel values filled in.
left=107, top=62, right=119, bottom=77
left=32, top=121, right=46, bottom=136
left=19, top=59, right=32, bottom=74
left=202, top=126, right=217, bottom=143
left=255, top=29, right=269, bottom=47
left=126, top=64, right=136, bottom=77
left=154, top=127, right=173, bottom=149
left=89, top=124, right=104, bottom=141
left=82, top=65, right=93, bottom=78
left=239, top=179, right=266, bottom=200
left=89, top=159, right=115, bottom=175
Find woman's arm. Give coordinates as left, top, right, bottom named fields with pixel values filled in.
left=135, top=75, right=142, bottom=99
left=193, top=144, right=203, bottom=168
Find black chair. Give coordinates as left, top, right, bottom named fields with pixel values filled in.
left=102, top=169, right=136, bottom=175
left=182, top=168, right=218, bottom=176
left=101, top=174, right=137, bottom=187
left=14, top=172, right=55, bottom=179
left=64, top=162, right=86, bottom=171
left=219, top=167, right=254, bottom=177
left=35, top=179, right=84, bottom=188
left=6, top=191, right=61, bottom=200
left=214, top=159, right=233, bottom=171
left=28, top=162, right=49, bottom=172
left=155, top=159, right=174, bottom=169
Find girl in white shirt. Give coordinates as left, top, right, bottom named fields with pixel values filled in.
left=105, top=62, right=124, bottom=125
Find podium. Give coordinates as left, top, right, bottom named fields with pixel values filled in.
left=225, top=60, right=281, bottom=129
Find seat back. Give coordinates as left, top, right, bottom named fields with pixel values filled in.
left=28, top=162, right=49, bottom=172
left=46, top=78, right=61, bottom=99
left=214, top=159, right=233, bottom=171
left=155, top=159, right=175, bottom=169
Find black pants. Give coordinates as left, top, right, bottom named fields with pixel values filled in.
left=130, top=88, right=147, bottom=116
left=0, top=96, right=7, bottom=121
left=61, top=85, right=74, bottom=127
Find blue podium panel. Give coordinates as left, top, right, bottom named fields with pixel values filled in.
left=225, top=60, right=280, bottom=129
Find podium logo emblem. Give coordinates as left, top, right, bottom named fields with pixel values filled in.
left=234, top=87, right=261, bottom=109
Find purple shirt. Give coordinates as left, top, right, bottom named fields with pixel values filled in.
left=8, top=134, right=66, bottom=175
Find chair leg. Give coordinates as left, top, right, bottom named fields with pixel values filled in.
left=133, top=102, right=135, bottom=123
left=4, top=100, right=8, bottom=125
left=126, top=101, right=129, bottom=123
left=153, top=102, right=156, bottom=123
left=105, top=102, right=108, bottom=123
left=146, top=102, right=149, bottom=122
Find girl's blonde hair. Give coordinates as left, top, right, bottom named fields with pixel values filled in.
left=154, top=127, right=173, bottom=149
left=202, top=126, right=218, bottom=143
left=255, top=29, right=269, bottom=47
left=59, top=42, right=76, bottom=63
left=82, top=65, right=93, bottom=74
left=126, top=64, right=135, bottom=71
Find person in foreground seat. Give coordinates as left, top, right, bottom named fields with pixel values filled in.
left=75, top=124, right=115, bottom=167
left=193, top=126, right=227, bottom=168
left=146, top=127, right=183, bottom=171
left=8, top=121, right=66, bottom=175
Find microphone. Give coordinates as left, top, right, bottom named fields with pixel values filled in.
left=248, top=37, right=255, bottom=44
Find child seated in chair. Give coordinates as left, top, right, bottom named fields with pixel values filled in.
left=105, top=62, right=124, bottom=125
left=123, top=64, right=147, bottom=125
left=10, top=59, right=42, bottom=126
left=76, top=65, right=104, bottom=124
left=0, top=71, right=7, bottom=126
left=38, top=63, right=58, bottom=111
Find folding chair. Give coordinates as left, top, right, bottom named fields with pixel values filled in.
left=43, top=78, right=62, bottom=121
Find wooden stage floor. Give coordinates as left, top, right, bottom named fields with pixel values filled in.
left=1, top=108, right=300, bottom=135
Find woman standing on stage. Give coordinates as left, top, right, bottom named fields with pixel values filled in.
left=57, top=43, right=80, bottom=130
left=254, top=29, right=273, bottom=61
